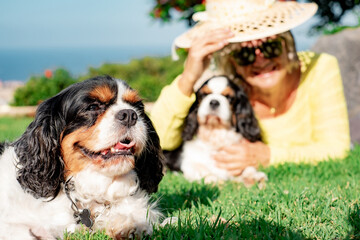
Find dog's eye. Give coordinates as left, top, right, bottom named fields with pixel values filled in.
left=225, top=95, right=235, bottom=102
left=87, top=103, right=101, bottom=111
left=197, top=93, right=208, bottom=101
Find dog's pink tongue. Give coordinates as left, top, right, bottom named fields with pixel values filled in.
left=101, top=149, right=109, bottom=155
left=114, top=141, right=135, bottom=150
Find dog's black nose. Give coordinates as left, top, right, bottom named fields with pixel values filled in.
left=209, top=99, right=220, bottom=110
left=116, top=109, right=138, bottom=127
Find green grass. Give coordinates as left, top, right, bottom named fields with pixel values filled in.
left=152, top=151, right=360, bottom=240
left=1, top=117, right=359, bottom=239
left=0, top=116, right=33, bottom=142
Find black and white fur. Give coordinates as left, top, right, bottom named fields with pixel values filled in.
left=166, top=76, right=267, bottom=184
left=0, top=76, right=164, bottom=239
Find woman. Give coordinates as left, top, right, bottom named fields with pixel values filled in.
left=150, top=0, right=350, bottom=175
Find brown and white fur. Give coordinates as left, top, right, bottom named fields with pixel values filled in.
left=165, top=76, right=267, bottom=185
left=0, top=76, right=164, bottom=239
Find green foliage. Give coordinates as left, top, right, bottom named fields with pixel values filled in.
left=308, top=0, right=360, bottom=32
left=79, top=56, right=184, bottom=102
left=12, top=68, right=77, bottom=106
left=11, top=55, right=185, bottom=106
left=322, top=15, right=360, bottom=35
left=149, top=0, right=205, bottom=26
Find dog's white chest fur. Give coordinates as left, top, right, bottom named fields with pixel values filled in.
left=0, top=147, right=75, bottom=239
left=180, top=128, right=241, bottom=182
left=71, top=168, right=139, bottom=204
left=180, top=127, right=267, bottom=185
left=69, top=168, right=160, bottom=235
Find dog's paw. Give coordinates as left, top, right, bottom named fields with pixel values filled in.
left=113, top=225, right=152, bottom=240
left=107, top=219, right=153, bottom=240
left=114, top=229, right=136, bottom=240
left=237, top=166, right=268, bottom=189
left=204, top=175, right=220, bottom=184
left=29, top=226, right=56, bottom=240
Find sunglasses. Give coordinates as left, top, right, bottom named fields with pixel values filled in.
left=230, top=38, right=283, bottom=66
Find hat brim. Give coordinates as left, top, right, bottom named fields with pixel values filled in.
left=174, top=2, right=318, bottom=49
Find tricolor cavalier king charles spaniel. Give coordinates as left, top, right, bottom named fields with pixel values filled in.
left=0, top=76, right=164, bottom=239
left=166, top=76, right=267, bottom=185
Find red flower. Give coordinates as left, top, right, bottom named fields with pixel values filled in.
left=154, top=8, right=162, bottom=18
left=174, top=6, right=183, bottom=11
left=44, top=69, right=53, bottom=78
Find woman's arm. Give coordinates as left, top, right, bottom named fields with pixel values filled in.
left=150, top=77, right=195, bottom=150
left=150, top=28, right=234, bottom=150
left=269, top=53, right=350, bottom=164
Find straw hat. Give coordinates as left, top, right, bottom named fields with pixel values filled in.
left=173, top=0, right=318, bottom=49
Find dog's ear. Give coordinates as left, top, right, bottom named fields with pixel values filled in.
left=182, top=99, right=199, bottom=141
left=233, top=88, right=262, bottom=142
left=0, top=142, right=4, bottom=155
left=14, top=97, right=65, bottom=199
left=135, top=107, right=164, bottom=194
left=163, top=144, right=183, bottom=171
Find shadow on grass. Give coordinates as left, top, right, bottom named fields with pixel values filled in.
left=346, top=203, right=360, bottom=240
left=156, top=182, right=220, bottom=215
left=155, top=215, right=310, bottom=239
left=239, top=217, right=311, bottom=240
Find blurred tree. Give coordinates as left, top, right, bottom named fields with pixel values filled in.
left=149, top=0, right=360, bottom=31
left=79, top=56, right=185, bottom=102
left=12, top=68, right=77, bottom=106
left=310, top=0, right=360, bottom=32
left=149, top=0, right=205, bottom=26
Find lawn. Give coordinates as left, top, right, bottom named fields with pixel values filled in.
left=1, top=117, right=359, bottom=239
left=0, top=116, right=33, bottom=142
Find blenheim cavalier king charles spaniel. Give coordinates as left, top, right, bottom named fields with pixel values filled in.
left=166, top=76, right=267, bottom=185
left=0, top=76, right=164, bottom=239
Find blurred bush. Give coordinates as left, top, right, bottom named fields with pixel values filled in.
left=12, top=55, right=185, bottom=106
left=12, top=68, right=77, bottom=106
left=79, top=56, right=184, bottom=102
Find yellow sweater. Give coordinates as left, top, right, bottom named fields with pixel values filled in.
left=150, top=52, right=350, bottom=164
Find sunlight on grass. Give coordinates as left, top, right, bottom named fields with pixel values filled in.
left=67, top=149, right=360, bottom=239
left=1, top=116, right=359, bottom=239
left=0, top=116, right=33, bottom=142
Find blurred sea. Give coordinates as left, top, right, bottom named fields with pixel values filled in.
left=0, top=31, right=317, bottom=82
left=0, top=46, right=170, bottom=82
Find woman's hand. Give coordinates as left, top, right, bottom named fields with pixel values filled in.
left=178, top=28, right=234, bottom=96
left=213, top=139, right=270, bottom=176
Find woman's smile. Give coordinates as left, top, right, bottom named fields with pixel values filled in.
left=250, top=62, right=279, bottom=77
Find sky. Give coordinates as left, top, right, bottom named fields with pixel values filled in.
left=0, top=0, right=188, bottom=50
left=1, top=1, right=359, bottom=50
left=0, top=0, right=327, bottom=52
left=0, top=1, right=358, bottom=55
